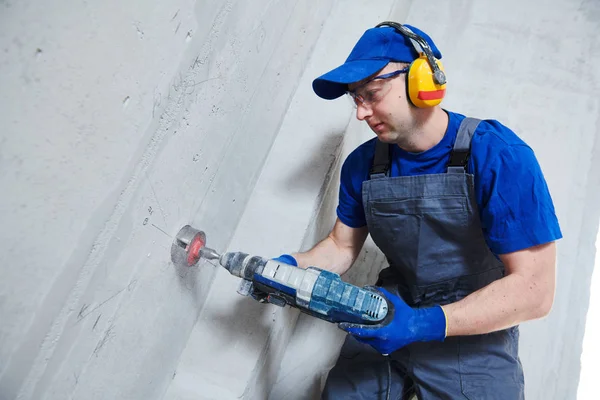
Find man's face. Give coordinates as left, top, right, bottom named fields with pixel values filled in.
left=348, top=63, right=417, bottom=144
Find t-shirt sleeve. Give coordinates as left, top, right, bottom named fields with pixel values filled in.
left=479, top=144, right=562, bottom=254
left=336, top=154, right=368, bottom=228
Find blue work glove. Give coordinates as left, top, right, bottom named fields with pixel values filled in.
left=339, top=287, right=447, bottom=355
left=272, top=254, right=298, bottom=266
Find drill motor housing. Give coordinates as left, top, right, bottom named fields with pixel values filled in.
left=220, top=251, right=389, bottom=325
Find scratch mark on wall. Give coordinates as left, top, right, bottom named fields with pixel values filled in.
left=152, top=89, right=161, bottom=118
left=92, top=314, right=101, bottom=330
left=76, top=287, right=127, bottom=322
left=145, top=171, right=168, bottom=228
left=151, top=223, right=172, bottom=239
left=191, top=54, right=202, bottom=69
left=172, top=9, right=180, bottom=20
left=189, top=76, right=222, bottom=91
left=187, top=0, right=235, bottom=71
left=134, top=23, right=144, bottom=39
left=93, top=324, right=115, bottom=356
left=77, top=304, right=89, bottom=320
left=255, top=23, right=266, bottom=53
left=127, top=279, right=138, bottom=291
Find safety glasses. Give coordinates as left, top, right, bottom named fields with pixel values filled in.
left=346, top=67, right=409, bottom=108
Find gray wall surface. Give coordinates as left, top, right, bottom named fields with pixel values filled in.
left=1, top=1, right=599, bottom=399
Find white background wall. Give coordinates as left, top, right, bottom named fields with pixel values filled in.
left=578, top=223, right=600, bottom=399
left=1, top=1, right=599, bottom=399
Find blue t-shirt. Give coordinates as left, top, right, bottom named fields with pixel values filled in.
left=337, top=110, right=562, bottom=255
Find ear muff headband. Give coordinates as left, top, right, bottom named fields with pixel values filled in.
left=375, top=21, right=446, bottom=85
left=375, top=21, right=447, bottom=108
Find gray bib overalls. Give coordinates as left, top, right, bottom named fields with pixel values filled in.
left=322, top=118, right=525, bottom=399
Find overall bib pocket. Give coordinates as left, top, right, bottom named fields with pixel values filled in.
left=369, top=196, right=469, bottom=285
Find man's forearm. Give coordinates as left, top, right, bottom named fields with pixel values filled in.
left=292, top=235, right=356, bottom=275
left=290, top=219, right=368, bottom=275
left=442, top=273, right=553, bottom=336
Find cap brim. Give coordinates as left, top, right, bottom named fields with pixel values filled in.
left=312, top=59, right=389, bottom=100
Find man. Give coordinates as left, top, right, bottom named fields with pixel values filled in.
left=277, top=23, right=562, bottom=399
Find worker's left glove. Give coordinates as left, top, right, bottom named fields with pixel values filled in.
left=338, top=287, right=447, bottom=355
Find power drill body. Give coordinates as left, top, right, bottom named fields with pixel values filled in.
left=219, top=251, right=389, bottom=325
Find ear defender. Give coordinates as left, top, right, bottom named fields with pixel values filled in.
left=376, top=22, right=447, bottom=108
left=407, top=54, right=447, bottom=108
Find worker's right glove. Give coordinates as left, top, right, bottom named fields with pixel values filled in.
left=272, top=254, right=298, bottom=267
left=339, top=287, right=447, bottom=355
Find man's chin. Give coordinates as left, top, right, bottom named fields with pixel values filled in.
left=374, top=131, right=396, bottom=143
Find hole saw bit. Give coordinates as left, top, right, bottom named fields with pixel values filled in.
left=171, top=225, right=390, bottom=325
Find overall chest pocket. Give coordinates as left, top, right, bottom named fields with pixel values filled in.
left=370, top=196, right=467, bottom=217
left=368, top=196, right=470, bottom=285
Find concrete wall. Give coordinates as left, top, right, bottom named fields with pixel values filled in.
left=1, top=0, right=335, bottom=398
left=1, top=1, right=599, bottom=400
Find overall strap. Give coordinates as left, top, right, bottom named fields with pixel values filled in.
left=369, top=139, right=391, bottom=179
left=447, top=117, right=482, bottom=173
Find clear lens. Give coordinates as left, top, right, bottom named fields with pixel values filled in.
left=345, top=68, right=407, bottom=109
left=357, top=80, right=392, bottom=105
left=347, top=79, right=393, bottom=108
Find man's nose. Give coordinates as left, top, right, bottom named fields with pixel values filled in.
left=356, top=102, right=372, bottom=121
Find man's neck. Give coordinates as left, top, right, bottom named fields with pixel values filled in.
left=396, top=107, right=449, bottom=153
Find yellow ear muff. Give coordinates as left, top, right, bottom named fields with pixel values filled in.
left=407, top=54, right=447, bottom=108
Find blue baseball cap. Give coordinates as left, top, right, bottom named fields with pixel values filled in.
left=312, top=24, right=442, bottom=100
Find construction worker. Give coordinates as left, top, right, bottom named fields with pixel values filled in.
left=277, top=22, right=562, bottom=399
